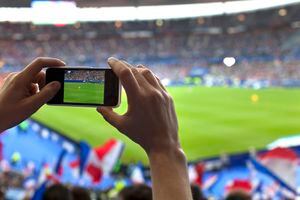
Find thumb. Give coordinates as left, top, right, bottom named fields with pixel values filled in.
left=97, top=107, right=122, bottom=128
left=24, top=81, right=61, bottom=111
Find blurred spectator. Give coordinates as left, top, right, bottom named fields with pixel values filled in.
left=71, top=187, right=91, bottom=200
left=191, top=184, right=206, bottom=200
left=118, top=184, right=152, bottom=200
left=43, top=184, right=73, bottom=200
left=225, top=189, right=252, bottom=200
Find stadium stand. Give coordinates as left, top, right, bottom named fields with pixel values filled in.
left=0, top=4, right=300, bottom=88
left=1, top=1, right=300, bottom=200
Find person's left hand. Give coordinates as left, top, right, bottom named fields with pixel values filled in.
left=0, top=57, right=65, bottom=132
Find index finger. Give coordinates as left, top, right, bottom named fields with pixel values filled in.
left=107, top=57, right=139, bottom=99
left=21, top=57, right=65, bottom=80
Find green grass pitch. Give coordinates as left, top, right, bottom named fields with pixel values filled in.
left=33, top=86, right=300, bottom=164
left=64, top=82, right=104, bottom=104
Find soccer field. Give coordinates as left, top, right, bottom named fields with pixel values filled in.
left=33, top=86, right=300, bottom=163
left=64, top=82, right=104, bottom=104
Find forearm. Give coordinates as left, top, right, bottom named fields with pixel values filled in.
left=148, top=146, right=192, bottom=200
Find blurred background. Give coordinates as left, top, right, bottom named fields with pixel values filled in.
left=1, top=0, right=300, bottom=199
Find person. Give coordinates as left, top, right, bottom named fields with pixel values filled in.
left=43, top=184, right=73, bottom=200
left=0, top=57, right=192, bottom=200
left=71, top=186, right=91, bottom=200
left=118, top=184, right=152, bottom=200
left=190, top=184, right=206, bottom=200
left=225, top=189, right=251, bottom=200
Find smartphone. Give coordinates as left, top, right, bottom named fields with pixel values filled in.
left=46, top=67, right=121, bottom=107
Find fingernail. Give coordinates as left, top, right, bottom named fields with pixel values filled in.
left=107, top=57, right=118, bottom=65
left=50, top=81, right=60, bottom=90
left=56, top=59, right=66, bottom=65
left=137, top=64, right=144, bottom=68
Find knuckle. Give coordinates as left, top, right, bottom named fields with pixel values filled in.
left=34, top=57, right=44, bottom=65
left=168, top=95, right=174, bottom=105
left=9, top=72, right=18, bottom=76
left=7, top=72, right=19, bottom=82
left=146, top=90, right=164, bottom=102
left=141, top=69, right=152, bottom=77
left=119, top=68, right=131, bottom=79
left=165, top=92, right=173, bottom=101
left=131, top=68, right=139, bottom=75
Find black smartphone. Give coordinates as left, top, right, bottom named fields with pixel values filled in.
left=46, top=67, right=121, bottom=107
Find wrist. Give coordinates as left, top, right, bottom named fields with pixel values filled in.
left=147, top=144, right=187, bottom=165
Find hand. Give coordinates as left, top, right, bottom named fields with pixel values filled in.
left=98, top=57, right=192, bottom=200
left=97, top=57, right=180, bottom=154
left=0, top=57, right=65, bottom=132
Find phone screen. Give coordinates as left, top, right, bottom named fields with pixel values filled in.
left=63, top=70, right=105, bottom=104
left=46, top=67, right=120, bottom=107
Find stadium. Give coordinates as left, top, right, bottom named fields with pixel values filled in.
left=0, top=0, right=300, bottom=199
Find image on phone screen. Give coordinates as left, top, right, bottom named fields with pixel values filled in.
left=64, top=70, right=104, bottom=104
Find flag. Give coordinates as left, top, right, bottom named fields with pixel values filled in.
left=202, top=174, right=219, bottom=191
left=130, top=163, right=145, bottom=184
left=37, top=163, right=52, bottom=184
left=84, top=139, right=124, bottom=183
left=71, top=139, right=125, bottom=183
left=78, top=141, right=91, bottom=175
left=258, top=147, right=298, bottom=190
left=250, top=148, right=297, bottom=194
left=31, top=181, right=48, bottom=200
left=54, top=149, right=66, bottom=177
left=0, top=139, right=3, bottom=161
left=68, top=141, right=91, bottom=180
left=69, top=159, right=80, bottom=179
left=225, top=179, right=252, bottom=194
left=188, top=163, right=204, bottom=186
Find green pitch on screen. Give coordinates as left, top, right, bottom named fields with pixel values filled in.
left=33, top=86, right=300, bottom=164
left=64, top=82, right=104, bottom=104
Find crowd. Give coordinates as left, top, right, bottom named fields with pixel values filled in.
left=1, top=26, right=299, bottom=85
left=64, top=70, right=104, bottom=83
left=0, top=4, right=300, bottom=86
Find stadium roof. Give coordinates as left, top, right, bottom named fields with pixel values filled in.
left=76, top=0, right=235, bottom=7
left=0, top=0, right=299, bottom=24
left=0, top=0, right=238, bottom=8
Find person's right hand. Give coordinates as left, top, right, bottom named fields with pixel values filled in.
left=98, top=58, right=192, bottom=200
left=97, top=57, right=180, bottom=154
left=0, top=57, right=65, bottom=132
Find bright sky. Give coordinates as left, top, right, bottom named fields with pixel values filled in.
left=0, top=0, right=299, bottom=24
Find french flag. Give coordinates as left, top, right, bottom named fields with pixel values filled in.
left=249, top=147, right=298, bottom=195
left=70, top=139, right=124, bottom=183
left=188, top=163, right=204, bottom=186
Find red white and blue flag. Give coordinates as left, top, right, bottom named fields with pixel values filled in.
left=70, top=139, right=124, bottom=183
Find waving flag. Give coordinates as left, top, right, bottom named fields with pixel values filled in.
left=54, top=149, right=67, bottom=177
left=85, top=139, right=124, bottom=183
left=130, top=163, right=145, bottom=184
left=70, top=139, right=125, bottom=183
left=225, top=179, right=252, bottom=194
left=31, top=181, right=48, bottom=200
left=249, top=147, right=298, bottom=195
left=188, top=163, right=204, bottom=186
left=78, top=141, right=91, bottom=175
left=69, top=159, right=80, bottom=179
